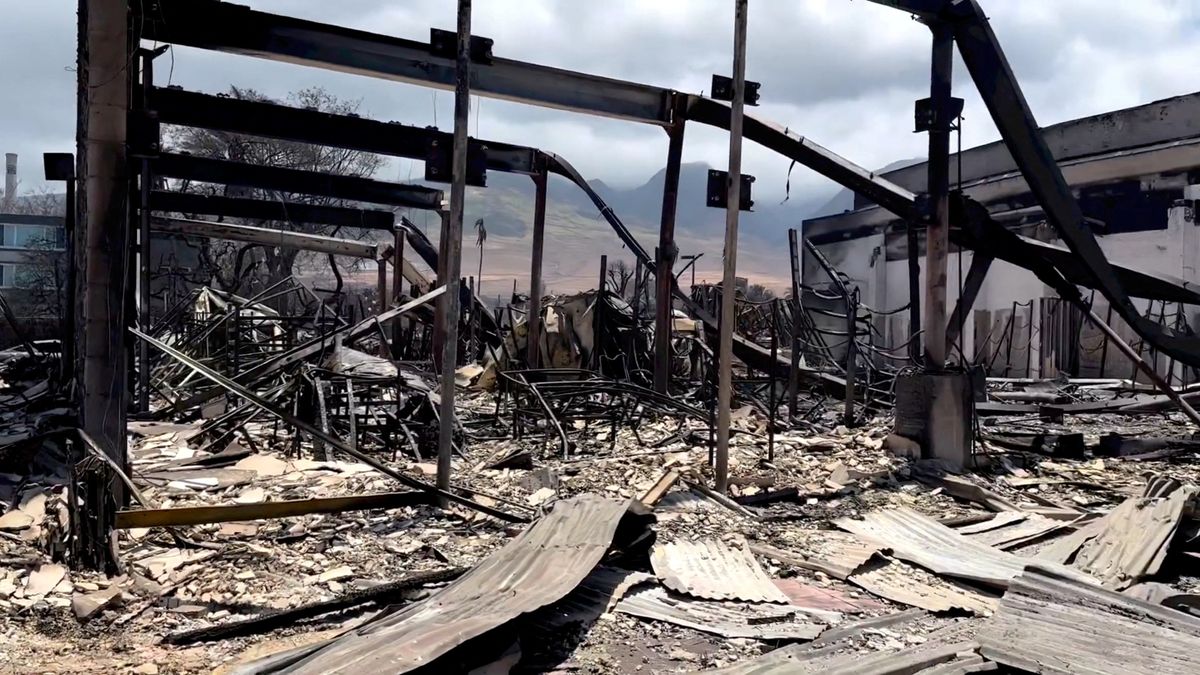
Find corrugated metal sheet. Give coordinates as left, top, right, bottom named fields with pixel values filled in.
left=703, top=639, right=980, bottom=674
left=979, top=567, right=1200, bottom=675
left=1065, top=485, right=1193, bottom=589
left=529, top=566, right=655, bottom=630
left=849, top=556, right=998, bottom=616
left=245, top=495, right=633, bottom=675
left=958, top=513, right=1066, bottom=550
left=835, top=507, right=1096, bottom=588
left=615, top=584, right=825, bottom=640
left=772, top=578, right=884, bottom=613
left=652, top=536, right=790, bottom=603
left=752, top=531, right=879, bottom=580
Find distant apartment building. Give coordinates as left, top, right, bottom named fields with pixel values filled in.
left=0, top=213, right=66, bottom=289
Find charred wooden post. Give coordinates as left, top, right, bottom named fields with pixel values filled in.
left=715, top=0, right=749, bottom=494
left=435, top=0, right=473, bottom=505
left=923, top=20, right=954, bottom=367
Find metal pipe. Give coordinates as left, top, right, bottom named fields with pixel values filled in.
left=768, top=299, right=778, bottom=461
left=844, top=290, right=857, bottom=426
left=436, top=0, right=472, bottom=506
left=376, top=259, right=388, bottom=357
left=787, top=229, right=802, bottom=419
left=594, top=255, right=607, bottom=371
left=715, top=0, right=749, bottom=495
left=906, top=221, right=922, bottom=363
left=1083, top=306, right=1200, bottom=426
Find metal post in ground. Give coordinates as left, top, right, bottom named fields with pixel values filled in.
left=715, top=0, right=749, bottom=495
left=435, top=0, right=472, bottom=506
left=526, top=167, right=547, bottom=369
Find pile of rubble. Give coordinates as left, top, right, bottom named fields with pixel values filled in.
left=2, top=378, right=1200, bottom=672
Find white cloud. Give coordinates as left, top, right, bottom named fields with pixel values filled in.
left=3, top=0, right=1197, bottom=206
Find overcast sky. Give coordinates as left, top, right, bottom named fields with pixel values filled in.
left=3, top=0, right=1198, bottom=203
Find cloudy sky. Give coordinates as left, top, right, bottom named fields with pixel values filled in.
left=4, top=0, right=1199, bottom=203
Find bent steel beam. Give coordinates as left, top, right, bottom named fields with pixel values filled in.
left=138, top=0, right=669, bottom=124
left=869, top=0, right=1200, bottom=367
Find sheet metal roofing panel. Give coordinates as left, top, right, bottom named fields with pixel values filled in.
left=263, top=495, right=632, bottom=675
left=849, top=557, right=998, bottom=616
left=1070, top=486, right=1193, bottom=589
left=652, top=537, right=790, bottom=603
left=703, top=639, right=980, bottom=675
left=615, top=584, right=825, bottom=641
left=960, top=513, right=1067, bottom=550
left=979, top=567, right=1200, bottom=675
left=835, top=507, right=1097, bottom=588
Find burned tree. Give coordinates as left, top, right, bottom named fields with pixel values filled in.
left=165, top=87, right=386, bottom=302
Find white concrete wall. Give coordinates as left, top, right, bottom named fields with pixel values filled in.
left=812, top=186, right=1199, bottom=377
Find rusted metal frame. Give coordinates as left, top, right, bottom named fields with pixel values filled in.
left=715, top=0, right=749, bottom=495
left=527, top=166, right=548, bottom=369
left=115, top=490, right=435, bottom=529
left=391, top=228, right=406, bottom=359
left=945, top=253, right=993, bottom=357
left=133, top=327, right=531, bottom=521
left=654, top=96, right=687, bottom=394
left=435, top=0, right=473, bottom=507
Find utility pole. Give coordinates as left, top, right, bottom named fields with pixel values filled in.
left=78, top=0, right=131, bottom=476
left=715, top=0, right=749, bottom=495
left=436, top=0, right=472, bottom=505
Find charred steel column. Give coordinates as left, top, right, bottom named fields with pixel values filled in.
left=526, top=166, right=548, bottom=369
left=715, top=0, right=749, bottom=495
left=136, top=50, right=155, bottom=413
left=923, top=21, right=953, bottom=367
left=377, top=255, right=388, bottom=357
left=78, top=0, right=131, bottom=477
left=436, top=0, right=472, bottom=504
left=654, top=96, right=687, bottom=393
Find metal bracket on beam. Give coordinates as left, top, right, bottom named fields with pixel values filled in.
left=430, top=28, right=493, bottom=64
left=706, top=169, right=754, bottom=211
left=914, top=95, right=963, bottom=132
left=425, top=135, right=488, bottom=187
left=711, top=74, right=760, bottom=106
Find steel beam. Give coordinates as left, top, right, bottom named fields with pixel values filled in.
left=945, top=254, right=992, bottom=355
left=149, top=86, right=539, bottom=175
left=115, top=491, right=434, bottom=529
left=151, top=217, right=381, bottom=259
left=138, top=0, right=669, bottom=125
left=152, top=152, right=443, bottom=210
left=149, top=191, right=395, bottom=230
